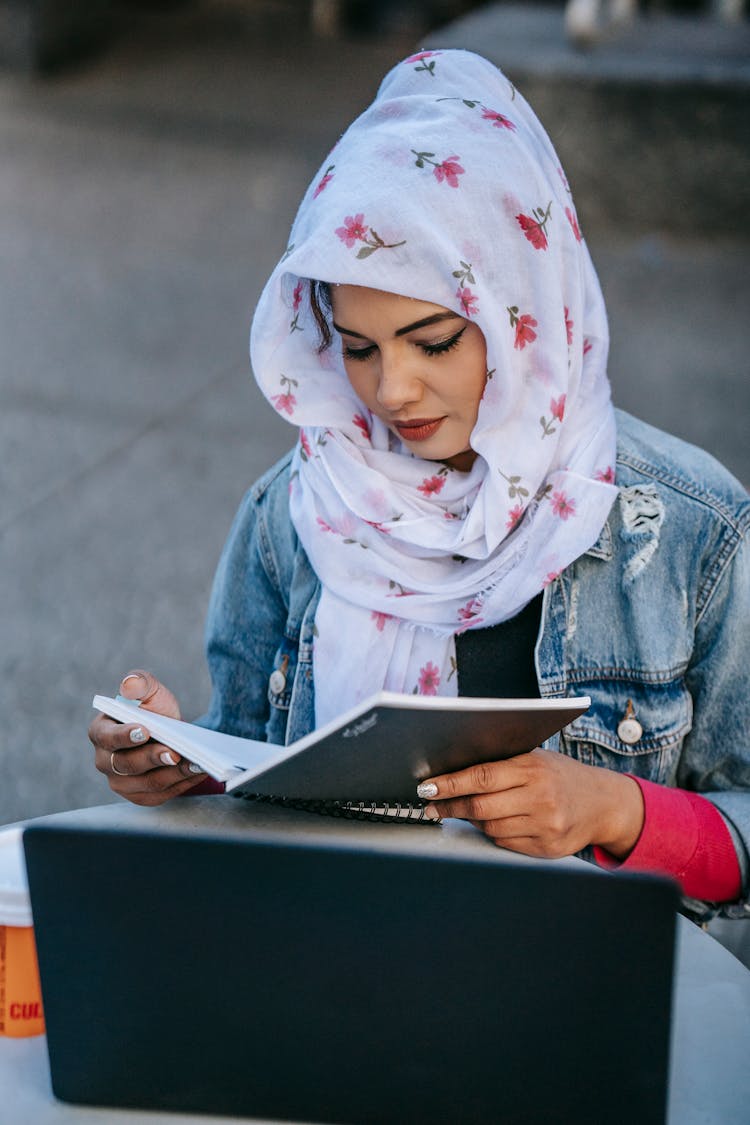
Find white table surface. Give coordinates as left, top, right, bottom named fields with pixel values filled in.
left=3, top=801, right=749, bottom=1124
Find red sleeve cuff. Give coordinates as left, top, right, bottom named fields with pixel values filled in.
left=593, top=777, right=741, bottom=902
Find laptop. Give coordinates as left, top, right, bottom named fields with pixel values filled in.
left=24, top=800, right=677, bottom=1125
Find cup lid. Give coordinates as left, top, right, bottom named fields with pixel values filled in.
left=0, top=828, right=32, bottom=926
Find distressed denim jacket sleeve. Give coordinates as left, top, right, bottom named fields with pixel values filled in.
left=680, top=510, right=750, bottom=917
left=554, top=412, right=750, bottom=918
left=199, top=450, right=319, bottom=746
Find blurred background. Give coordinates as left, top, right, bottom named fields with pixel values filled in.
left=1, top=0, right=748, bottom=827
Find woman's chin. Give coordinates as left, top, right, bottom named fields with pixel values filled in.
left=414, top=442, right=477, bottom=472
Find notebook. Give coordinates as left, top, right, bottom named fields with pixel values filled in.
left=92, top=691, right=591, bottom=815
left=24, top=801, right=677, bottom=1125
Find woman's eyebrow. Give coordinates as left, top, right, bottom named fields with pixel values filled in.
left=394, top=312, right=463, bottom=336
left=332, top=311, right=463, bottom=340
left=332, top=322, right=368, bottom=339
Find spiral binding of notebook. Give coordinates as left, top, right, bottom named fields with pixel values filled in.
left=232, top=793, right=434, bottom=823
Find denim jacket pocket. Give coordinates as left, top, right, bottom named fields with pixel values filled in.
left=561, top=680, right=693, bottom=785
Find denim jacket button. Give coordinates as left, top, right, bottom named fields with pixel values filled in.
left=269, top=668, right=287, bottom=695
left=617, top=717, right=643, bottom=745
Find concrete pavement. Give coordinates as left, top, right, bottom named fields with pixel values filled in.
left=1, top=1, right=748, bottom=826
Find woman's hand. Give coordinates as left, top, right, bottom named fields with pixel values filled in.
left=88, top=670, right=207, bottom=806
left=419, top=749, right=645, bottom=860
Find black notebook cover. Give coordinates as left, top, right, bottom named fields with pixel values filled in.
left=238, top=695, right=589, bottom=801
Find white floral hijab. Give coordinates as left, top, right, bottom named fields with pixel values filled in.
left=250, top=49, right=618, bottom=726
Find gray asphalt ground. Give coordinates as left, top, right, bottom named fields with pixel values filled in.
left=2, top=1, right=748, bottom=827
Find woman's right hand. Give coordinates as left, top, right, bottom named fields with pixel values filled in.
left=88, top=670, right=208, bottom=806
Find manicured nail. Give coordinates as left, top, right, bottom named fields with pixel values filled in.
left=423, top=805, right=441, bottom=821
left=120, top=673, right=147, bottom=701
left=417, top=782, right=438, bottom=799
left=129, top=727, right=147, bottom=744
left=160, top=751, right=177, bottom=766
left=188, top=762, right=204, bottom=774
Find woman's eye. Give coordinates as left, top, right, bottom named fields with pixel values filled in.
left=421, top=327, right=466, bottom=357
left=343, top=344, right=377, bottom=362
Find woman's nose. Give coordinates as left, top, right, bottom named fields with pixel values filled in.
left=376, top=352, right=423, bottom=411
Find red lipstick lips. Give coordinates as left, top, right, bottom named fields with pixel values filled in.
left=394, top=417, right=445, bottom=442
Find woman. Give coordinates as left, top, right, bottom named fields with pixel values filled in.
left=89, top=49, right=749, bottom=914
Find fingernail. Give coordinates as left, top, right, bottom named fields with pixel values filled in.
left=423, top=805, right=441, bottom=821
left=160, top=751, right=177, bottom=766
left=417, top=782, right=438, bottom=799
left=129, top=727, right=147, bottom=744
left=188, top=763, right=204, bottom=774
left=120, top=673, right=147, bottom=700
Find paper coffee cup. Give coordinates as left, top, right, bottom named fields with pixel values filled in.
left=0, top=828, right=45, bottom=1037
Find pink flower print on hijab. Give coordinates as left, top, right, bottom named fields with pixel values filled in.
left=565, top=206, right=582, bottom=242
left=299, top=430, right=312, bottom=461
left=292, top=281, right=303, bottom=312
left=457, top=597, right=484, bottom=633
left=551, top=491, right=576, bottom=520
left=481, top=107, right=516, bottom=131
left=516, top=202, right=551, bottom=250
left=436, top=97, right=516, bottom=133
left=273, top=394, right=296, bottom=417
left=353, top=413, right=371, bottom=440
left=417, top=662, right=441, bottom=694
left=550, top=395, right=566, bottom=422
left=407, top=50, right=441, bottom=76
left=507, top=306, right=538, bottom=350
left=452, top=261, right=479, bottom=316
left=564, top=307, right=574, bottom=346
left=418, top=474, right=446, bottom=497
left=456, top=286, right=479, bottom=317
left=596, top=466, right=615, bottom=484
left=434, top=155, right=464, bottom=188
left=515, top=316, right=537, bottom=349
left=412, top=150, right=465, bottom=188
left=313, top=165, right=335, bottom=198
left=336, top=213, right=368, bottom=248
left=371, top=610, right=392, bottom=632
left=506, top=504, right=524, bottom=531
left=289, top=281, right=304, bottom=333
left=539, top=394, right=565, bottom=438
left=271, top=375, right=298, bottom=416
left=335, top=214, right=406, bottom=259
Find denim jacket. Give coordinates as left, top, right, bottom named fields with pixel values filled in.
left=201, top=411, right=750, bottom=917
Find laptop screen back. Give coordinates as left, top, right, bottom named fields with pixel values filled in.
left=24, top=814, right=676, bottom=1125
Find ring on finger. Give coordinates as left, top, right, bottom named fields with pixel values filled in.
left=110, top=750, right=129, bottom=777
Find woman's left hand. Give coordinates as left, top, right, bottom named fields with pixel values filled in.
left=420, top=749, right=644, bottom=860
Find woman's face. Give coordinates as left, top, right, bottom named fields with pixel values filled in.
left=330, top=285, right=488, bottom=472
